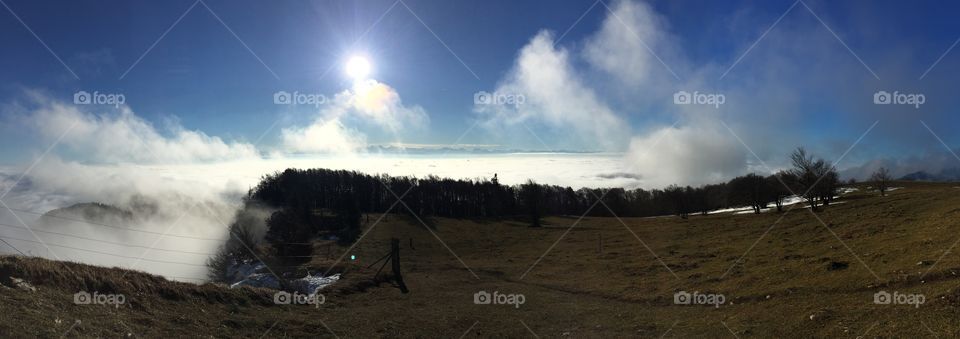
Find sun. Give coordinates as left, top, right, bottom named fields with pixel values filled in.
left=345, top=55, right=372, bottom=80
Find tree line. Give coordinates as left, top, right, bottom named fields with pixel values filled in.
left=210, top=147, right=874, bottom=278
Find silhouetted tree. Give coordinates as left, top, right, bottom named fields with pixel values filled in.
left=818, top=169, right=840, bottom=206
left=766, top=171, right=795, bottom=212
left=704, top=184, right=729, bottom=215
left=870, top=167, right=892, bottom=196
left=664, top=185, right=689, bottom=218
left=729, top=173, right=770, bottom=214
left=264, top=209, right=311, bottom=260
left=335, top=194, right=362, bottom=245
left=520, top=180, right=542, bottom=227
left=789, top=147, right=837, bottom=210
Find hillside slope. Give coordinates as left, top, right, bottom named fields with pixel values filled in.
left=2, top=182, right=960, bottom=337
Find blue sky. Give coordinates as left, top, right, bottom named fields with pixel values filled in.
left=7, top=0, right=960, bottom=282
left=2, top=0, right=609, bottom=148
left=2, top=0, right=960, bottom=183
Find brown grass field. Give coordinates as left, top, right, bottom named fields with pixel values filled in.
left=2, top=181, right=960, bottom=338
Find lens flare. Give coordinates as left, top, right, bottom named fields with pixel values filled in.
left=345, top=56, right=372, bottom=79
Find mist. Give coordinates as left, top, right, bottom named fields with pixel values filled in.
left=0, top=96, right=637, bottom=281
left=3, top=0, right=958, bottom=284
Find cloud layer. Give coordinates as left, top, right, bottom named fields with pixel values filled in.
left=1, top=78, right=432, bottom=280
left=474, top=0, right=746, bottom=187
left=473, top=0, right=948, bottom=187
left=281, top=80, right=428, bottom=154
left=475, top=31, right=631, bottom=151
left=22, top=94, right=258, bottom=164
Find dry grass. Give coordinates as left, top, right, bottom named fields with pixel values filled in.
left=2, top=181, right=960, bottom=337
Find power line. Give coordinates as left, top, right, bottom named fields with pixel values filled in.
left=0, top=234, right=208, bottom=267
left=1, top=207, right=228, bottom=242
left=0, top=221, right=218, bottom=256
left=0, top=249, right=209, bottom=282
left=0, top=237, right=25, bottom=255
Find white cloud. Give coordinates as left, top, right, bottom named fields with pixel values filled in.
left=477, top=0, right=920, bottom=187
left=2, top=94, right=266, bottom=279
left=281, top=117, right=366, bottom=154
left=475, top=30, right=630, bottom=150
left=280, top=79, right=429, bottom=154
left=24, top=96, right=258, bottom=163
left=625, top=122, right=746, bottom=187
left=0, top=156, right=240, bottom=280
left=476, top=0, right=746, bottom=183
left=583, top=0, right=682, bottom=89
left=343, top=79, right=429, bottom=132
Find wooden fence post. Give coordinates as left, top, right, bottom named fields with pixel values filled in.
left=391, top=238, right=409, bottom=293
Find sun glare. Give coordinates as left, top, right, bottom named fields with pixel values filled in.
left=345, top=55, right=372, bottom=80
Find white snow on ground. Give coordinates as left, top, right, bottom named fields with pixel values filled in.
left=862, top=186, right=905, bottom=194
left=708, top=187, right=860, bottom=216
left=839, top=187, right=859, bottom=194
left=707, top=206, right=753, bottom=215
left=708, top=196, right=804, bottom=215
left=226, top=261, right=266, bottom=283
left=225, top=260, right=340, bottom=293
left=731, top=201, right=847, bottom=214
left=230, top=273, right=281, bottom=290
left=289, top=273, right=341, bottom=295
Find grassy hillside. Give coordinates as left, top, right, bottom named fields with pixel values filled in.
left=2, top=181, right=960, bottom=337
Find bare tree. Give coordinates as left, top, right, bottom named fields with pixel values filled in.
left=729, top=174, right=770, bottom=214
left=870, top=167, right=892, bottom=196
left=789, top=147, right=838, bottom=210
left=818, top=169, right=840, bottom=206
left=767, top=171, right=795, bottom=212
left=789, top=147, right=819, bottom=209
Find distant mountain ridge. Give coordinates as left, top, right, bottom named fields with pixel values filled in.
left=899, top=167, right=960, bottom=182
left=40, top=202, right=136, bottom=226
left=39, top=198, right=159, bottom=227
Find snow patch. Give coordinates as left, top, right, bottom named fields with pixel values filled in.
left=731, top=200, right=847, bottom=214
left=230, top=273, right=281, bottom=290
left=225, top=260, right=339, bottom=293
left=839, top=187, right=859, bottom=194
left=709, top=195, right=804, bottom=215
left=289, top=273, right=341, bottom=295
left=226, top=260, right=267, bottom=283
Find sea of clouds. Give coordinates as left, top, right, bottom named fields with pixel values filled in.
left=2, top=0, right=957, bottom=281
